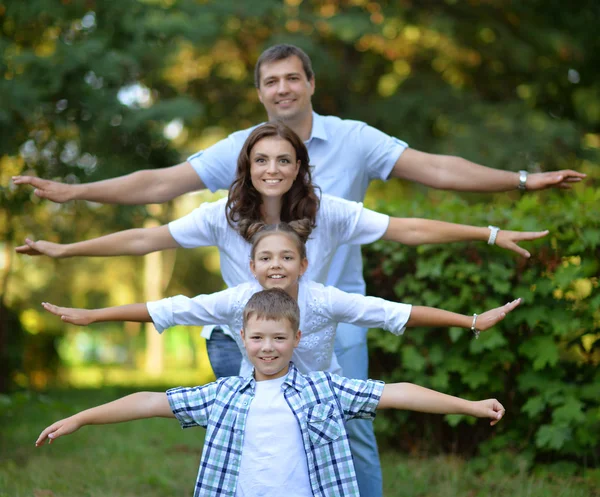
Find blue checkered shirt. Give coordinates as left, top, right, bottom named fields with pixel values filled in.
left=167, top=363, right=384, bottom=496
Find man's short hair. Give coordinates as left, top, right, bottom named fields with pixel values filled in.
left=243, top=288, right=300, bottom=331
left=254, top=44, right=314, bottom=88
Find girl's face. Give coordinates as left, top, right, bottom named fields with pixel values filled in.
left=250, top=233, right=308, bottom=293
left=249, top=136, right=300, bottom=199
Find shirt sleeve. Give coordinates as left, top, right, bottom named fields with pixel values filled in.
left=187, top=135, right=241, bottom=192
left=321, top=195, right=390, bottom=246
left=167, top=199, right=225, bottom=248
left=352, top=122, right=408, bottom=181
left=327, top=374, right=385, bottom=421
left=167, top=382, right=220, bottom=428
left=146, top=287, right=238, bottom=333
left=326, top=286, right=411, bottom=336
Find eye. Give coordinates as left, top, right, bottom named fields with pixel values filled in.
left=283, top=256, right=293, bottom=261
left=279, top=158, right=290, bottom=164
left=254, top=157, right=266, bottom=163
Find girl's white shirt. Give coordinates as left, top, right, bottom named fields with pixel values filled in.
left=147, top=280, right=412, bottom=376
left=168, top=194, right=390, bottom=289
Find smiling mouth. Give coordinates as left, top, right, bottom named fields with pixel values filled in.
left=259, top=357, right=277, bottom=362
left=263, top=179, right=282, bottom=184
left=276, top=98, right=296, bottom=105
left=268, top=274, right=286, bottom=279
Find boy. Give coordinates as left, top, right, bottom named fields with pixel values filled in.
left=36, top=289, right=505, bottom=497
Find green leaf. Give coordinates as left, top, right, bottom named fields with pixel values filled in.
left=535, top=424, right=572, bottom=450
left=518, top=336, right=560, bottom=370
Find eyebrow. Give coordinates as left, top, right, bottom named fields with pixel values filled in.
left=255, top=249, right=295, bottom=256
left=252, top=152, right=293, bottom=160
left=263, top=72, right=302, bottom=82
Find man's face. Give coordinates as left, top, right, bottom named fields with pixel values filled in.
left=257, top=56, right=315, bottom=122
left=242, top=316, right=301, bottom=382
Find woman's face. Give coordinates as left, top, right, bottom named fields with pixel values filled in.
left=250, top=233, right=307, bottom=293
left=249, top=136, right=300, bottom=199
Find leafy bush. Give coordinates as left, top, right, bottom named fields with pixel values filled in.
left=365, top=185, right=600, bottom=465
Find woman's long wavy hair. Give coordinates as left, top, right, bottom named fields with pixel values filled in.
left=226, top=121, right=320, bottom=241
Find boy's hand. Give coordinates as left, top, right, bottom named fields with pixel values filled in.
left=12, top=175, right=75, bottom=203
left=476, top=298, right=521, bottom=332
left=471, top=399, right=505, bottom=426
left=42, top=302, right=94, bottom=326
left=36, top=416, right=82, bottom=446
left=495, top=230, right=549, bottom=258
left=15, top=238, right=66, bottom=258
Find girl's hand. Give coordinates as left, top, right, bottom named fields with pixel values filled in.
left=495, top=230, right=549, bottom=258
left=470, top=399, right=505, bottom=426
left=15, top=238, right=67, bottom=258
left=42, top=302, right=94, bottom=326
left=476, top=298, right=521, bottom=332
left=12, top=175, right=75, bottom=203
left=36, top=416, right=82, bottom=446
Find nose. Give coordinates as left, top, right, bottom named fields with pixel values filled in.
left=261, top=338, right=275, bottom=352
left=266, top=160, right=278, bottom=174
left=270, top=258, right=281, bottom=269
left=276, top=79, right=289, bottom=94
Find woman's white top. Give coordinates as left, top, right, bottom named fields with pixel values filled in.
left=147, top=280, right=412, bottom=377
left=168, top=194, right=390, bottom=288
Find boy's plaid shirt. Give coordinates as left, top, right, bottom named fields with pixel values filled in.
left=167, top=363, right=384, bottom=497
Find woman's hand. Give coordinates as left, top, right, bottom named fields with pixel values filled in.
left=15, top=238, right=67, bottom=258
left=42, top=302, right=95, bottom=326
left=495, top=230, right=549, bottom=258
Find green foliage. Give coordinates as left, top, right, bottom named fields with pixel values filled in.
left=365, top=185, right=600, bottom=463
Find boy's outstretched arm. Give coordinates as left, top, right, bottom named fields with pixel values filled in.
left=42, top=302, right=152, bottom=326
left=377, top=383, right=505, bottom=426
left=15, top=224, right=178, bottom=258
left=382, top=218, right=548, bottom=258
left=406, top=298, right=521, bottom=332
left=12, top=162, right=204, bottom=205
left=36, top=392, right=174, bottom=446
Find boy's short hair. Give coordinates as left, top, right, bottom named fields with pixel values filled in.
left=243, top=288, right=300, bottom=331
left=254, top=44, right=314, bottom=88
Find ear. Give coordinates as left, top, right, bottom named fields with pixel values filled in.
left=240, top=328, right=246, bottom=341
left=294, top=329, right=302, bottom=347
left=308, top=76, right=315, bottom=96
left=299, top=258, right=308, bottom=277
left=250, top=259, right=256, bottom=276
left=257, top=87, right=264, bottom=104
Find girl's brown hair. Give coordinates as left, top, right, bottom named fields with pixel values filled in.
left=248, top=220, right=311, bottom=261
left=226, top=121, right=320, bottom=241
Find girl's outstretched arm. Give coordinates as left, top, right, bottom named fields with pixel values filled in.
left=382, top=218, right=548, bottom=258
left=406, top=298, right=521, bottom=332
left=42, top=302, right=151, bottom=326
left=35, top=392, right=174, bottom=446
left=15, top=224, right=178, bottom=258
left=378, top=383, right=505, bottom=426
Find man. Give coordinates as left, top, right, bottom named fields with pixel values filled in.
left=13, top=44, right=584, bottom=496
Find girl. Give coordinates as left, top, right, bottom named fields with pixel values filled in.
left=42, top=222, right=521, bottom=377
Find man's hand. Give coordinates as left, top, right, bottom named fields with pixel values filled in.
left=495, top=229, right=549, bottom=258
left=526, top=170, right=586, bottom=191
left=12, top=176, right=75, bottom=203
left=42, top=302, right=94, bottom=326
left=15, top=238, right=67, bottom=258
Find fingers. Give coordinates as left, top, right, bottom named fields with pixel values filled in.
left=42, top=302, right=63, bottom=317
left=12, top=175, right=43, bottom=187
left=489, top=400, right=505, bottom=426
left=515, top=230, right=549, bottom=241
left=503, top=298, right=521, bottom=313
left=36, top=424, right=61, bottom=446
left=15, top=239, right=41, bottom=256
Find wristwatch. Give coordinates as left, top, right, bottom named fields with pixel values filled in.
left=487, top=226, right=500, bottom=245
left=518, top=170, right=528, bottom=191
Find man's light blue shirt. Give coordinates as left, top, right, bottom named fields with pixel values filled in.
left=187, top=112, right=408, bottom=295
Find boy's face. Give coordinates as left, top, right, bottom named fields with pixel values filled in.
left=241, top=316, right=301, bottom=382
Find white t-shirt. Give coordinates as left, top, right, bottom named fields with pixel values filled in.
left=188, top=112, right=408, bottom=295
left=235, top=375, right=311, bottom=497
left=168, top=193, right=390, bottom=291
left=147, top=280, right=412, bottom=377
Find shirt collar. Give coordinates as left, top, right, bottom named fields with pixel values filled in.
left=243, top=362, right=307, bottom=393
left=306, top=112, right=328, bottom=143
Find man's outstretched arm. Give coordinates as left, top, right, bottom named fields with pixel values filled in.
left=392, top=148, right=586, bottom=192
left=12, top=161, right=204, bottom=205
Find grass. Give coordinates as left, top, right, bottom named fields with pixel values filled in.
left=1, top=388, right=598, bottom=497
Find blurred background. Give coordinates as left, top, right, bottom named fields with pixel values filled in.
left=1, top=1, right=599, bottom=495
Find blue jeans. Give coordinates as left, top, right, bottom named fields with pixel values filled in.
left=205, top=327, right=243, bottom=378
left=335, top=322, right=383, bottom=497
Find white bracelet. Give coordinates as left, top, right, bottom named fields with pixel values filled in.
left=487, top=225, right=500, bottom=245
left=518, top=170, right=528, bottom=191
left=471, top=313, right=480, bottom=339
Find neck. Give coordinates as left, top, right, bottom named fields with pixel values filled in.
left=284, top=282, right=300, bottom=301
left=260, top=196, right=283, bottom=224
left=269, top=108, right=313, bottom=142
